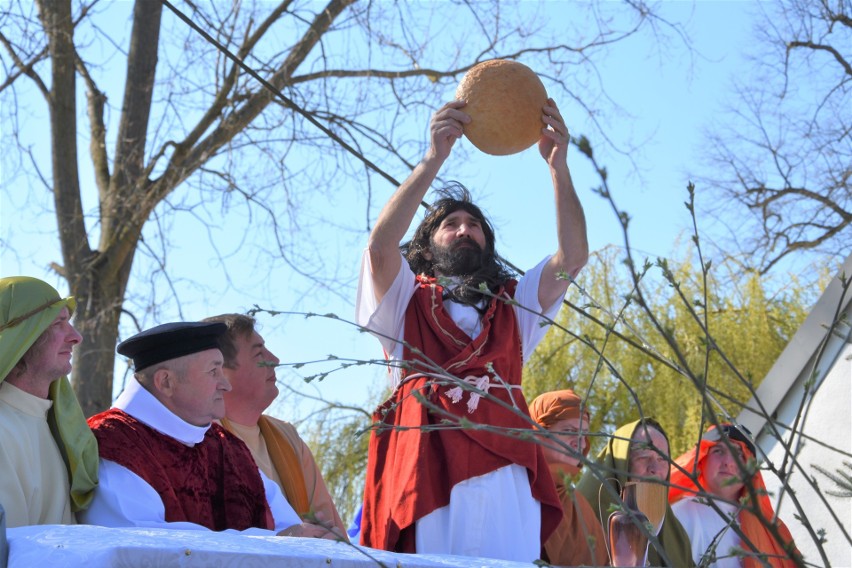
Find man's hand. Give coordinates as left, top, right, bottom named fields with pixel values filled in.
left=277, top=522, right=340, bottom=540
left=428, top=100, right=470, bottom=163
left=366, top=100, right=470, bottom=302
left=538, top=98, right=570, bottom=169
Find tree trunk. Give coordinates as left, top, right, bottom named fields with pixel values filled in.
left=69, top=261, right=133, bottom=417
left=39, top=0, right=158, bottom=416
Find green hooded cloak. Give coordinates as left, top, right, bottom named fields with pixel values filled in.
left=575, top=418, right=695, bottom=567
left=0, top=276, right=98, bottom=511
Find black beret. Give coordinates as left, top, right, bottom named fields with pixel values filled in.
left=117, top=321, right=228, bottom=371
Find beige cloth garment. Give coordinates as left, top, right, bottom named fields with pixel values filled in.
left=0, top=382, right=75, bottom=527
left=226, top=419, right=285, bottom=487
left=226, top=416, right=347, bottom=538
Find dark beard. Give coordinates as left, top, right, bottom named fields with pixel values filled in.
left=430, top=239, right=486, bottom=277
left=430, top=240, right=495, bottom=310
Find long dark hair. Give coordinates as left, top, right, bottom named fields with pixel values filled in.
left=401, top=182, right=514, bottom=307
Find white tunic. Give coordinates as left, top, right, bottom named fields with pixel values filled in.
left=356, top=251, right=563, bottom=561
left=0, top=381, right=75, bottom=527
left=672, top=497, right=743, bottom=568
left=77, top=377, right=300, bottom=535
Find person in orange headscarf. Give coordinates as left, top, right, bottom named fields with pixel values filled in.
left=530, top=389, right=609, bottom=567
left=669, top=423, right=800, bottom=568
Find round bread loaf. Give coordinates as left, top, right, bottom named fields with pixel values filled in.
left=455, top=59, right=547, bottom=155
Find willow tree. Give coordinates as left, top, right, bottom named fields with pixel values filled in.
left=523, top=245, right=812, bottom=456
left=0, top=0, right=684, bottom=415
left=304, top=407, right=372, bottom=524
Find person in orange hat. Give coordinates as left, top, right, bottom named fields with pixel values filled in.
left=669, top=423, right=800, bottom=568
left=529, top=389, right=609, bottom=566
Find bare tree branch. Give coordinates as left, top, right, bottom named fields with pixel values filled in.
left=0, top=32, right=49, bottom=97
left=787, top=40, right=852, bottom=77
left=700, top=0, right=851, bottom=274
left=36, top=0, right=91, bottom=269
left=74, top=52, right=111, bottom=197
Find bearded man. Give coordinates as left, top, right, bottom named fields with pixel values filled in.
left=356, top=99, right=588, bottom=561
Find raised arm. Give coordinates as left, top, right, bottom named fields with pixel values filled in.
left=367, top=101, right=470, bottom=302
left=537, top=98, right=589, bottom=310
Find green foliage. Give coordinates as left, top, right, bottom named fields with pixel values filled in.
left=300, top=246, right=818, bottom=530
left=524, top=246, right=812, bottom=457
left=303, top=407, right=374, bottom=526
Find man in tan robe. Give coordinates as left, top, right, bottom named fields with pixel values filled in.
left=0, top=276, right=98, bottom=527
left=530, top=389, right=609, bottom=566
left=204, top=313, right=347, bottom=539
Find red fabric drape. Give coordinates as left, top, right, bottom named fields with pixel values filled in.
left=89, top=409, right=273, bottom=531
left=361, top=278, right=561, bottom=552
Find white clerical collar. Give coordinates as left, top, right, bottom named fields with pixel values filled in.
left=113, top=376, right=209, bottom=445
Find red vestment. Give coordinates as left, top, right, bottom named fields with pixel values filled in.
left=361, top=277, right=562, bottom=552
left=88, top=409, right=273, bottom=531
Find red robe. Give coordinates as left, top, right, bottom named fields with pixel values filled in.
left=89, top=409, right=273, bottom=531
left=361, top=277, right=562, bottom=552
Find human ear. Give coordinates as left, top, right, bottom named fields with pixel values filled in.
left=152, top=368, right=175, bottom=396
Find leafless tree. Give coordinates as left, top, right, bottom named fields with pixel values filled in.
left=0, top=0, right=684, bottom=416
left=701, top=0, right=851, bottom=274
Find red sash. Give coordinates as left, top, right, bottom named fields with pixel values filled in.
left=89, top=409, right=273, bottom=531
left=361, top=277, right=561, bottom=552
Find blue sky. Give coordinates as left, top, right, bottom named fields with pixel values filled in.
left=0, top=1, right=763, bottom=418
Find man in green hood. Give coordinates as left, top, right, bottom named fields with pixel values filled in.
left=0, top=276, right=98, bottom=527
left=576, top=418, right=695, bottom=567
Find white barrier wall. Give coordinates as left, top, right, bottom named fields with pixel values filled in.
left=7, top=525, right=537, bottom=568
